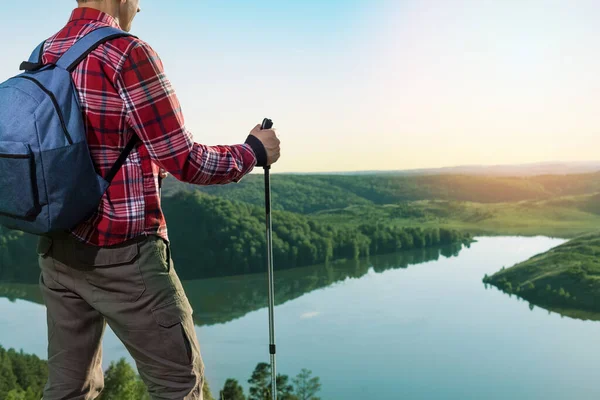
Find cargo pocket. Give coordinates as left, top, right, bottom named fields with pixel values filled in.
left=0, top=141, right=39, bottom=219
left=151, top=296, right=195, bottom=366
left=81, top=242, right=146, bottom=303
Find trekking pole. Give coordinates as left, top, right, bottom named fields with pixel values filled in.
left=261, top=117, right=277, bottom=400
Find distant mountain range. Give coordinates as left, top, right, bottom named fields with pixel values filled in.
left=283, top=161, right=600, bottom=177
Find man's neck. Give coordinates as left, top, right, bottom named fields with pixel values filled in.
left=78, top=3, right=121, bottom=26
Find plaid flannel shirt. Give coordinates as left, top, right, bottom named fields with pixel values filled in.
left=39, top=8, right=259, bottom=246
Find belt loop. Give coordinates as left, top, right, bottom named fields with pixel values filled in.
left=166, top=240, right=171, bottom=273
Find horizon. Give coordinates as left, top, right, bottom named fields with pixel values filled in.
left=266, top=159, right=600, bottom=176
left=1, top=0, right=598, bottom=173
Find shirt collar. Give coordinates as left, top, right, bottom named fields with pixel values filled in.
left=69, top=7, right=121, bottom=30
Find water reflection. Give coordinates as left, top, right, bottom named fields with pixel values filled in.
left=484, top=282, right=600, bottom=322
left=0, top=241, right=465, bottom=326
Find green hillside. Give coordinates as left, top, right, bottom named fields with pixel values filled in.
left=483, top=232, right=600, bottom=320
left=0, top=191, right=470, bottom=282
left=163, top=191, right=471, bottom=279
left=4, top=172, right=600, bottom=283
left=162, top=172, right=600, bottom=214
left=3, top=172, right=600, bottom=284
left=312, top=194, right=600, bottom=238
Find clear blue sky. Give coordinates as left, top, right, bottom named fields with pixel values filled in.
left=1, top=0, right=599, bottom=172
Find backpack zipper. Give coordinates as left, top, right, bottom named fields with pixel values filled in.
left=0, top=153, right=30, bottom=159
left=15, top=76, right=74, bottom=145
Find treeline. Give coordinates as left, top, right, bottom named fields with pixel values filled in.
left=0, top=192, right=471, bottom=282
left=161, top=172, right=600, bottom=214
left=224, top=363, right=321, bottom=400
left=0, top=345, right=47, bottom=400
left=484, top=274, right=578, bottom=305
left=164, top=192, right=472, bottom=279
left=0, top=346, right=321, bottom=400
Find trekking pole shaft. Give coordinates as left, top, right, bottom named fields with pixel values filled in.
left=261, top=118, right=277, bottom=400
left=265, top=165, right=277, bottom=400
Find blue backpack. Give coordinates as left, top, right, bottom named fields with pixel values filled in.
left=0, top=27, right=137, bottom=235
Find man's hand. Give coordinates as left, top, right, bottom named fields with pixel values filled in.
left=159, top=169, right=169, bottom=179
left=248, top=124, right=281, bottom=166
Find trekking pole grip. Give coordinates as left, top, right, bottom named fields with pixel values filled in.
left=261, top=118, right=273, bottom=170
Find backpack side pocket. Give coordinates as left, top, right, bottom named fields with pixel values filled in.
left=0, top=141, right=39, bottom=219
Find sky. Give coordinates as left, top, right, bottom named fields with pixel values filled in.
left=1, top=0, right=598, bottom=173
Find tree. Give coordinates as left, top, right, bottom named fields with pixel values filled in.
left=248, top=363, right=296, bottom=400
left=0, top=346, right=46, bottom=400
left=0, top=351, right=19, bottom=400
left=98, top=358, right=149, bottom=400
left=292, top=369, right=322, bottom=400
left=276, top=375, right=297, bottom=400
left=248, top=363, right=270, bottom=400
left=203, top=379, right=216, bottom=400
left=220, top=379, right=246, bottom=400
left=4, top=386, right=39, bottom=400
left=6, top=389, right=26, bottom=400
left=6, top=348, right=46, bottom=397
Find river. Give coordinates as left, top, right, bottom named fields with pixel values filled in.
left=4, top=236, right=600, bottom=399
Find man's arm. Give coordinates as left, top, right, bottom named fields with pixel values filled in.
left=116, top=41, right=266, bottom=184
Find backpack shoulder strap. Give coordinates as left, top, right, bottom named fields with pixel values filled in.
left=56, top=27, right=140, bottom=183
left=56, top=27, right=135, bottom=72
left=19, top=40, right=46, bottom=71
left=105, top=135, right=139, bottom=184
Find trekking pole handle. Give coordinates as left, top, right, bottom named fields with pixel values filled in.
left=261, top=118, right=273, bottom=170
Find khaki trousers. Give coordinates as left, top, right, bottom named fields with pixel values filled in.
left=37, top=232, right=204, bottom=399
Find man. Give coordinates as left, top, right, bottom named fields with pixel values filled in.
left=35, top=0, right=281, bottom=398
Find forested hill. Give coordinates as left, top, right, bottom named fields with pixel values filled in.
left=484, top=232, right=600, bottom=320
left=163, top=192, right=471, bottom=279
left=161, top=172, right=600, bottom=214
left=0, top=192, right=471, bottom=282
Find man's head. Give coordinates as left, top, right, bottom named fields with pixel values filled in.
left=76, top=0, right=140, bottom=32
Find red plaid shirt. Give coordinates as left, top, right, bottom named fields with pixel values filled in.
left=40, top=8, right=258, bottom=246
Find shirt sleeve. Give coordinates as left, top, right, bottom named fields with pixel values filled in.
left=116, top=41, right=257, bottom=184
